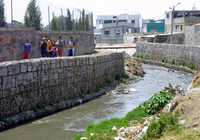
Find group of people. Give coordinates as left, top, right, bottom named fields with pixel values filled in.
left=22, top=35, right=78, bottom=59
left=40, top=36, right=65, bottom=57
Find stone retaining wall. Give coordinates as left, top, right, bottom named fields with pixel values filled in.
left=136, top=42, right=200, bottom=69
left=0, top=52, right=124, bottom=120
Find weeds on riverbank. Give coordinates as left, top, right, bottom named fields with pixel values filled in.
left=74, top=90, right=174, bottom=140
left=135, top=54, right=198, bottom=71
left=141, top=113, right=180, bottom=140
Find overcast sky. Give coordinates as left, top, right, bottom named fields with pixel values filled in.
left=4, top=0, right=200, bottom=25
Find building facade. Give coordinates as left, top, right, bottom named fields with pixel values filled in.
left=95, top=14, right=141, bottom=44
left=165, top=10, right=200, bottom=33
left=142, top=19, right=165, bottom=33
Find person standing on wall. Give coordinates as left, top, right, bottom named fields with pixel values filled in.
left=47, top=39, right=53, bottom=57
left=40, top=37, right=48, bottom=57
left=57, top=36, right=65, bottom=57
left=23, top=40, right=32, bottom=59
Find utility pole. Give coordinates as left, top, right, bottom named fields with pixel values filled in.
left=48, top=6, right=51, bottom=33
left=72, top=9, right=75, bottom=31
left=170, top=6, right=174, bottom=44
left=11, top=0, right=13, bottom=26
left=170, top=2, right=181, bottom=44
left=61, top=8, right=65, bottom=32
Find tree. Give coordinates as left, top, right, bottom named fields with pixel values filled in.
left=85, top=14, right=90, bottom=31
left=24, top=0, right=41, bottom=30
left=65, top=9, right=73, bottom=31
left=0, top=0, right=5, bottom=27
left=81, top=9, right=86, bottom=31
left=51, top=13, right=59, bottom=31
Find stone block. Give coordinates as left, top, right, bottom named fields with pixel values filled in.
left=20, top=63, right=28, bottom=73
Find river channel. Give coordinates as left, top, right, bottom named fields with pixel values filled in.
left=0, top=64, right=193, bottom=140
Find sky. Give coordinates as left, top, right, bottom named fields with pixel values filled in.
left=4, top=0, right=200, bottom=26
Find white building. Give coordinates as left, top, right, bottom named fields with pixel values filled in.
left=165, top=10, right=200, bottom=33
left=95, top=14, right=141, bottom=44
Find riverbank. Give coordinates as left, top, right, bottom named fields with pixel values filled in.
left=72, top=60, right=198, bottom=140
left=74, top=87, right=176, bottom=140
left=134, top=57, right=196, bottom=74
left=74, top=85, right=200, bottom=140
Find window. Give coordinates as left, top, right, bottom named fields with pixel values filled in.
left=131, top=20, right=135, bottom=24
left=180, top=25, right=183, bottom=31
left=104, top=30, right=110, bottom=35
left=104, top=20, right=113, bottom=24
left=116, top=30, right=120, bottom=35
left=119, top=20, right=127, bottom=23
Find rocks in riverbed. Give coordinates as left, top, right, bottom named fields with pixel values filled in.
left=124, top=55, right=145, bottom=79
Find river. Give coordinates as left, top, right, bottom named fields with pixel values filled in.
left=0, top=64, right=193, bottom=140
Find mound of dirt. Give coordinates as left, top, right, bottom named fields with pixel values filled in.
left=174, top=90, right=200, bottom=130
left=192, top=72, right=200, bottom=88
left=125, top=56, right=145, bottom=78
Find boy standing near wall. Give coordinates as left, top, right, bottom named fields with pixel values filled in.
left=23, top=40, right=32, bottom=59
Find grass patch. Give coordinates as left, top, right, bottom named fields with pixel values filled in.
left=141, top=113, right=180, bottom=140
left=141, top=113, right=200, bottom=140
left=74, top=90, right=174, bottom=140
left=74, top=106, right=148, bottom=140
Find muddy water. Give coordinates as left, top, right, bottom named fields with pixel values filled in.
left=0, top=64, right=193, bottom=140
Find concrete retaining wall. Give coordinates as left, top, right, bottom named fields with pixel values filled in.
left=136, top=42, right=200, bottom=69
left=0, top=52, right=124, bottom=120
left=0, top=28, right=94, bottom=62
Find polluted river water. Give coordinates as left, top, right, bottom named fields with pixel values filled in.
left=0, top=64, right=193, bottom=140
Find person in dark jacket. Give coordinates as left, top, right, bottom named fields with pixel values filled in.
left=40, top=37, right=48, bottom=57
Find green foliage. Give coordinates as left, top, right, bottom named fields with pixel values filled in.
left=49, top=9, right=92, bottom=32
left=65, top=9, right=73, bottom=31
left=51, top=13, right=59, bottom=31
left=24, top=0, right=41, bottom=30
left=141, top=113, right=179, bottom=140
left=115, top=73, right=129, bottom=84
left=0, top=0, right=5, bottom=27
left=125, top=105, right=148, bottom=121
left=74, top=106, right=147, bottom=140
left=145, top=91, right=173, bottom=115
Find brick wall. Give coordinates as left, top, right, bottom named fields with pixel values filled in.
left=0, top=28, right=94, bottom=62
left=0, top=52, right=124, bottom=119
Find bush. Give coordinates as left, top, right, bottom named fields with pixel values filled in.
left=145, top=91, right=173, bottom=115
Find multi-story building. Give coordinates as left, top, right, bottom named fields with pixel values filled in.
left=95, top=14, right=141, bottom=44
left=165, top=10, right=200, bottom=33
